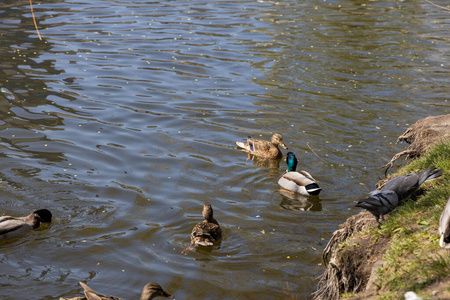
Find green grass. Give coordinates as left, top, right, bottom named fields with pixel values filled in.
left=341, top=292, right=357, bottom=298
left=350, top=140, right=450, bottom=299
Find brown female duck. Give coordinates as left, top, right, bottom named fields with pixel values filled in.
left=60, top=281, right=172, bottom=300
left=236, top=133, right=287, bottom=159
left=190, top=202, right=222, bottom=246
left=183, top=202, right=222, bottom=254
left=0, top=209, right=52, bottom=240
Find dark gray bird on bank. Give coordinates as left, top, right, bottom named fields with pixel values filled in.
left=356, top=166, right=443, bottom=223
left=356, top=190, right=399, bottom=223
left=439, top=196, right=450, bottom=249
left=380, top=166, right=443, bottom=201
left=0, top=209, right=52, bottom=240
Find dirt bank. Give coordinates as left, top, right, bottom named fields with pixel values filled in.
left=385, top=114, right=450, bottom=169
left=312, top=114, right=450, bottom=300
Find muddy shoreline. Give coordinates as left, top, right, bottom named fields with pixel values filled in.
left=312, top=114, right=450, bottom=300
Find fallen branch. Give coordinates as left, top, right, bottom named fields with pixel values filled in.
left=425, top=0, right=450, bottom=12
left=307, top=142, right=327, bottom=163
left=30, top=0, right=42, bottom=40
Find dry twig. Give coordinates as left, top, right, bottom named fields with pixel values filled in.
left=30, top=0, right=42, bottom=40
left=425, top=0, right=450, bottom=12
left=307, top=142, right=327, bottom=163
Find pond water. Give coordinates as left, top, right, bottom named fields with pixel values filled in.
left=0, top=0, right=448, bottom=299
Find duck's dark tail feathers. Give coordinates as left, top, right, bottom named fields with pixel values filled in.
left=306, top=183, right=322, bottom=196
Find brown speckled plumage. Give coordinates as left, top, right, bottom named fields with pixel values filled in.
left=190, top=202, right=222, bottom=247
left=236, top=133, right=287, bottom=159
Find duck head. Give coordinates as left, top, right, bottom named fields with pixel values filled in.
left=202, top=202, right=214, bottom=222
left=286, top=152, right=298, bottom=172
left=33, top=209, right=52, bottom=223
left=141, top=282, right=173, bottom=300
left=271, top=133, right=288, bottom=149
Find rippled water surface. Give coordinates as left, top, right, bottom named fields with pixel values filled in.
left=0, top=0, right=449, bottom=298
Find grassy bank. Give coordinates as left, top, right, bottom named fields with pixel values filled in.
left=347, top=140, right=450, bottom=299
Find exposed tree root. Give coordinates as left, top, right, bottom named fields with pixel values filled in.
left=312, top=211, right=381, bottom=300
left=385, top=114, right=450, bottom=170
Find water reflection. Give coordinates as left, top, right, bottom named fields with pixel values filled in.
left=236, top=150, right=282, bottom=177
left=279, top=191, right=322, bottom=212
left=0, top=0, right=449, bottom=299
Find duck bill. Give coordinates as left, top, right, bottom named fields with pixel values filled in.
left=162, top=291, right=173, bottom=298
left=280, top=143, right=288, bottom=149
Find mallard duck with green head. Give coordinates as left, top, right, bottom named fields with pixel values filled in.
left=278, top=152, right=321, bottom=196
left=60, top=281, right=173, bottom=300
left=0, top=209, right=52, bottom=240
left=236, top=133, right=287, bottom=159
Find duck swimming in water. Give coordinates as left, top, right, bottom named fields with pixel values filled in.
left=236, top=133, right=287, bottom=159
left=60, top=281, right=172, bottom=300
left=278, top=152, right=321, bottom=196
left=190, top=202, right=222, bottom=247
left=183, top=202, right=222, bottom=254
left=0, top=209, right=52, bottom=240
